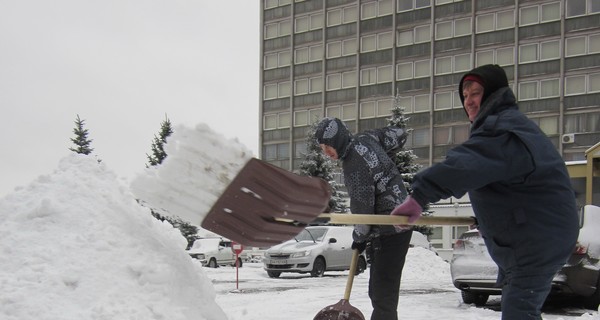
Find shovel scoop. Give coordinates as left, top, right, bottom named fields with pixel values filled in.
left=313, top=250, right=366, bottom=320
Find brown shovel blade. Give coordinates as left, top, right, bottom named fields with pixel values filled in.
left=201, top=158, right=332, bottom=247
left=313, top=299, right=365, bottom=320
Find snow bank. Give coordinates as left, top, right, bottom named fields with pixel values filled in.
left=0, top=154, right=227, bottom=320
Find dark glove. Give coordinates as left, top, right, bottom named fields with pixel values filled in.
left=351, top=240, right=367, bottom=254
left=391, top=195, right=423, bottom=223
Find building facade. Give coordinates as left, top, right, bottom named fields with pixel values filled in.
left=259, top=0, right=600, bottom=254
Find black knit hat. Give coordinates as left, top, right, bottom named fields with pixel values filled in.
left=315, top=117, right=351, bottom=158
left=458, top=64, right=509, bottom=106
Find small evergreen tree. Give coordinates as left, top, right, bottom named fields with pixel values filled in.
left=387, top=90, right=433, bottom=236
left=146, top=115, right=173, bottom=167
left=299, top=121, right=348, bottom=214
left=69, top=114, right=94, bottom=155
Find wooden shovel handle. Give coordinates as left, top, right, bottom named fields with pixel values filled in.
left=319, top=214, right=475, bottom=226
left=344, top=249, right=360, bottom=301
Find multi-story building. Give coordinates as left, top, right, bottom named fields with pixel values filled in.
left=259, top=0, right=600, bottom=257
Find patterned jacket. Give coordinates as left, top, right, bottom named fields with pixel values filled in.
left=315, top=118, right=410, bottom=242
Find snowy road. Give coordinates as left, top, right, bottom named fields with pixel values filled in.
left=203, top=248, right=598, bottom=320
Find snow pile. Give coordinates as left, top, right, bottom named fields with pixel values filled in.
left=131, top=123, right=253, bottom=225
left=0, top=154, right=227, bottom=320
left=404, top=247, right=452, bottom=283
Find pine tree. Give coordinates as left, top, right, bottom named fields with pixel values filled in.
left=387, top=90, right=433, bottom=236
left=69, top=114, right=94, bottom=155
left=146, top=115, right=173, bottom=167
left=299, top=121, right=348, bottom=214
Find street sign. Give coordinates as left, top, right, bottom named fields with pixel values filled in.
left=232, top=242, right=244, bottom=255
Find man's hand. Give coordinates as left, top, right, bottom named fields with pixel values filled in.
left=351, top=241, right=367, bottom=254
left=391, top=195, right=422, bottom=223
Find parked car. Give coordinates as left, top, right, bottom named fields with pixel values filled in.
left=263, top=226, right=367, bottom=278
left=450, top=205, right=600, bottom=310
left=187, top=237, right=243, bottom=268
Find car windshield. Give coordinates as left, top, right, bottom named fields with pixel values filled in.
left=294, top=228, right=327, bottom=242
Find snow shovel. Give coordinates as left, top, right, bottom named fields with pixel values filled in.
left=201, top=159, right=476, bottom=248
left=313, top=249, right=365, bottom=320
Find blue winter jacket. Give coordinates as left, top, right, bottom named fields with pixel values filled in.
left=410, top=81, right=579, bottom=277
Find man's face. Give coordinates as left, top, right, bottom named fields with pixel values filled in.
left=462, top=81, right=484, bottom=122
left=319, top=144, right=338, bottom=160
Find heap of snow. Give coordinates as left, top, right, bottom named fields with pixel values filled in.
left=0, top=154, right=227, bottom=320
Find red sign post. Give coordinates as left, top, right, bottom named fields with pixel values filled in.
left=231, top=242, right=244, bottom=290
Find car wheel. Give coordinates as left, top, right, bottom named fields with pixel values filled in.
left=311, top=257, right=326, bottom=277
left=208, top=258, right=218, bottom=268
left=582, top=274, right=600, bottom=310
left=235, top=258, right=243, bottom=268
left=461, top=290, right=489, bottom=306
left=355, top=256, right=367, bottom=275
left=267, top=271, right=281, bottom=278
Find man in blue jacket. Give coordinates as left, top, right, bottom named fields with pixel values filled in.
left=391, top=64, right=579, bottom=319
left=315, top=118, right=412, bottom=320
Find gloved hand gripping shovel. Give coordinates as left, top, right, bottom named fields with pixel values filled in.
left=313, top=249, right=365, bottom=320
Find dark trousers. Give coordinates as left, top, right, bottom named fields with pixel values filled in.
left=500, top=270, right=558, bottom=320
left=367, top=231, right=412, bottom=320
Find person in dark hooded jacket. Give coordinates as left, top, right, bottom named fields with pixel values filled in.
left=391, top=64, right=579, bottom=319
left=315, top=117, right=412, bottom=320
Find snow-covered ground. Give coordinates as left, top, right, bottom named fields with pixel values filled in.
left=0, top=123, right=598, bottom=320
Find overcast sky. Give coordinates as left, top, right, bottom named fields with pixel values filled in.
left=0, top=0, right=260, bottom=196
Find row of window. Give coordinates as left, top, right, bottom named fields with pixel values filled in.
left=263, top=111, right=596, bottom=161
left=265, top=1, right=598, bottom=40
left=265, top=70, right=600, bottom=99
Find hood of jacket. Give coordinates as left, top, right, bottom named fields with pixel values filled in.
left=315, top=117, right=352, bottom=159
left=458, top=64, right=510, bottom=122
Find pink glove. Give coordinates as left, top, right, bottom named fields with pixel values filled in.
left=391, top=195, right=422, bottom=223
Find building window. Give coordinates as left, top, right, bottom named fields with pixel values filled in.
left=478, top=47, right=514, bottom=67
left=360, top=99, right=393, bottom=119
left=434, top=56, right=452, bottom=75
left=327, top=5, right=359, bottom=27
left=361, top=32, right=393, bottom=52
left=540, top=78, right=560, bottom=98
left=294, top=45, right=323, bottom=64
left=519, top=40, right=560, bottom=63
left=264, top=50, right=291, bottom=69
left=295, top=12, right=323, bottom=33
left=530, top=116, right=559, bottom=135
left=519, top=2, right=561, bottom=26
left=412, top=128, right=430, bottom=146
left=326, top=104, right=357, bottom=121
left=566, top=0, right=600, bottom=17
left=477, top=10, right=514, bottom=34
left=518, top=81, right=538, bottom=100
left=564, top=72, right=600, bottom=95
left=361, top=0, right=393, bottom=20
left=566, top=34, right=600, bottom=57
left=264, top=143, right=290, bottom=161
left=434, top=91, right=453, bottom=110
left=397, top=25, right=431, bottom=46
left=264, top=20, right=292, bottom=39
left=565, top=113, right=600, bottom=133
left=294, top=76, right=323, bottom=95
left=565, top=75, right=586, bottom=96
left=414, top=94, right=431, bottom=113
left=263, top=112, right=291, bottom=130
left=435, top=18, right=472, bottom=40
left=359, top=65, right=395, bottom=85
left=294, top=108, right=322, bottom=126
left=327, top=38, right=358, bottom=58
left=397, top=0, right=431, bottom=12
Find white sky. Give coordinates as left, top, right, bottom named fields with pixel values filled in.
left=0, top=0, right=260, bottom=197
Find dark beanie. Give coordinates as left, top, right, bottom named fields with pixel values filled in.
left=458, top=64, right=509, bottom=106
left=315, top=117, right=351, bottom=158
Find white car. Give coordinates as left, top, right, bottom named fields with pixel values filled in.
left=263, top=226, right=367, bottom=278
left=187, top=238, right=243, bottom=268
left=450, top=205, right=600, bottom=310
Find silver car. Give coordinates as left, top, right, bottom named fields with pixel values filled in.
left=263, top=226, right=367, bottom=278
left=450, top=205, right=600, bottom=310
